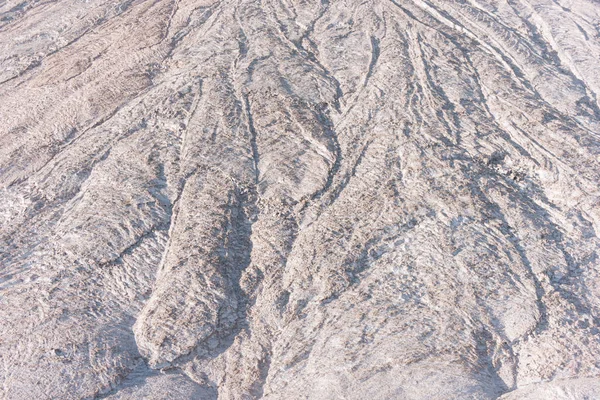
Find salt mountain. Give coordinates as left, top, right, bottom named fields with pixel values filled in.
left=1, top=0, right=600, bottom=398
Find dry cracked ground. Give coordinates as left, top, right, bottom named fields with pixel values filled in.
left=1, top=0, right=600, bottom=398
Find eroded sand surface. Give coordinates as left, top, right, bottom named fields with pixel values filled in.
left=1, top=0, right=600, bottom=398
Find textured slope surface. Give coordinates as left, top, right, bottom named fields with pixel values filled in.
left=1, top=0, right=600, bottom=398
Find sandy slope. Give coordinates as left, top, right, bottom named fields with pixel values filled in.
left=1, top=0, right=600, bottom=398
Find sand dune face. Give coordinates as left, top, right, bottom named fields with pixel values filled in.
left=1, top=0, right=600, bottom=398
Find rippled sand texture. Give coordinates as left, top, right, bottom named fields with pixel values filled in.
left=1, top=0, right=600, bottom=398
